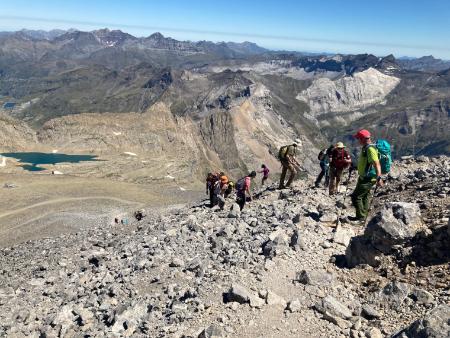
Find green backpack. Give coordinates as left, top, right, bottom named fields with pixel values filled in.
left=364, top=139, right=392, bottom=177
left=278, top=146, right=288, bottom=160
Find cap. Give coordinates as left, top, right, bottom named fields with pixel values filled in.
left=335, top=142, right=345, bottom=148
left=353, top=129, right=371, bottom=140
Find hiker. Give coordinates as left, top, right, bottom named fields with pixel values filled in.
left=328, top=142, right=352, bottom=195
left=206, top=172, right=218, bottom=207
left=349, top=129, right=383, bottom=223
left=224, top=181, right=234, bottom=198
left=236, top=171, right=256, bottom=211
left=278, top=140, right=301, bottom=189
left=259, top=164, right=270, bottom=186
left=315, top=145, right=334, bottom=188
left=215, top=172, right=229, bottom=210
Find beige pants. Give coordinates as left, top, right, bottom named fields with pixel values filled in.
left=279, top=160, right=297, bottom=188
left=329, top=167, right=344, bottom=195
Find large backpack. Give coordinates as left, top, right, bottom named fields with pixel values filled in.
left=364, top=139, right=392, bottom=176
left=235, top=177, right=246, bottom=192
left=331, top=148, right=350, bottom=169
left=278, top=146, right=288, bottom=161
left=318, top=149, right=326, bottom=161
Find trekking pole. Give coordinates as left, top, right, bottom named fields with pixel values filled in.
left=363, top=184, right=379, bottom=226
left=335, top=169, right=353, bottom=227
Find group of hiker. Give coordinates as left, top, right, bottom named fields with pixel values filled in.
left=315, top=129, right=389, bottom=223
left=206, top=130, right=391, bottom=225
left=206, top=164, right=270, bottom=211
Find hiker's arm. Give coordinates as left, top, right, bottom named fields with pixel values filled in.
left=373, top=160, right=384, bottom=186
left=246, top=187, right=252, bottom=200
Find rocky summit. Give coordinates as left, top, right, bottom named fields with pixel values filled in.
left=0, top=156, right=448, bottom=337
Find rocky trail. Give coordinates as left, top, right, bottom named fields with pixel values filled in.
left=0, top=157, right=449, bottom=338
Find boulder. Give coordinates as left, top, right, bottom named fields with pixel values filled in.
left=198, top=324, right=223, bottom=338
left=262, top=230, right=290, bottom=258
left=333, top=226, right=355, bottom=246
left=295, top=270, right=334, bottom=286
left=365, top=202, right=422, bottom=254
left=224, top=284, right=252, bottom=304
left=380, top=281, right=411, bottom=305
left=315, top=296, right=352, bottom=319
left=345, top=236, right=381, bottom=268
left=392, top=304, right=450, bottom=338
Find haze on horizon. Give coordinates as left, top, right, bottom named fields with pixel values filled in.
left=0, top=0, right=449, bottom=59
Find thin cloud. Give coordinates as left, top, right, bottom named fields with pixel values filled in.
left=2, top=15, right=450, bottom=52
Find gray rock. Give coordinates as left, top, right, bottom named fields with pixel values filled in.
left=410, top=288, right=434, bottom=305
left=365, top=202, right=422, bottom=254
left=365, top=327, right=383, bottom=338
left=228, top=204, right=241, bottom=218
left=333, top=226, right=355, bottom=246
left=295, top=270, right=334, bottom=286
left=315, top=296, right=352, bottom=319
left=392, top=304, right=450, bottom=338
left=345, top=236, right=381, bottom=268
left=286, top=299, right=302, bottom=313
left=262, top=230, right=289, bottom=258
left=361, top=305, right=381, bottom=320
left=380, top=281, right=411, bottom=305
left=225, top=284, right=252, bottom=304
left=265, top=290, right=287, bottom=307
left=198, top=324, right=223, bottom=338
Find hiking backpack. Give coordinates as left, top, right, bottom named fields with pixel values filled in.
left=278, top=146, right=288, bottom=160
left=235, top=177, right=246, bottom=192
left=318, top=149, right=326, bottom=161
left=364, top=139, right=392, bottom=176
left=331, top=148, right=350, bottom=169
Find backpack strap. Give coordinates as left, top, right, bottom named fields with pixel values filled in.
left=363, top=144, right=376, bottom=177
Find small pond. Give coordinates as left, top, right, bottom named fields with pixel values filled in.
left=1, top=152, right=101, bottom=172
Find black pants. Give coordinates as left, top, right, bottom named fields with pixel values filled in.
left=236, top=191, right=246, bottom=211
left=209, top=188, right=214, bottom=207
left=315, top=162, right=329, bottom=186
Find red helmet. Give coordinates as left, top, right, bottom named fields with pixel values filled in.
left=353, top=129, right=371, bottom=140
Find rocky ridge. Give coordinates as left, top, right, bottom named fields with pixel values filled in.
left=0, top=156, right=448, bottom=337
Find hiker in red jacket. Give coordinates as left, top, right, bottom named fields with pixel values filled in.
left=328, top=142, right=352, bottom=195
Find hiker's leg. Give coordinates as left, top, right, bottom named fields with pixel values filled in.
left=218, top=195, right=225, bottom=210
left=286, top=164, right=297, bottom=187
left=279, top=164, right=287, bottom=188
left=353, top=179, right=374, bottom=219
left=324, top=166, right=330, bottom=187
left=315, top=163, right=325, bottom=186
left=361, top=181, right=375, bottom=219
left=329, top=168, right=336, bottom=195
left=209, top=189, right=214, bottom=207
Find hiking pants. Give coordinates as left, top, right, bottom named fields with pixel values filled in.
left=261, top=176, right=268, bottom=186
left=351, top=177, right=375, bottom=220
left=236, top=191, right=246, bottom=211
left=329, top=167, right=344, bottom=195
left=279, top=161, right=297, bottom=188
left=315, top=162, right=329, bottom=187
left=209, top=188, right=215, bottom=207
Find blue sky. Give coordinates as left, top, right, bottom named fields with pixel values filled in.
left=1, top=0, right=449, bottom=59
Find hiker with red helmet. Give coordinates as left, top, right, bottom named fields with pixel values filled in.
left=328, top=142, right=352, bottom=195
left=349, top=129, right=383, bottom=223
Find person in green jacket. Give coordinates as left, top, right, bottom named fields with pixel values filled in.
left=349, top=129, right=383, bottom=223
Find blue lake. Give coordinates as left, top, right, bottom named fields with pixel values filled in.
left=1, top=152, right=101, bottom=172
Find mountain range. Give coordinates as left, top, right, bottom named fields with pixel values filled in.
left=0, top=29, right=449, bottom=183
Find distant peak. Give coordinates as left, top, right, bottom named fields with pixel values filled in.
left=148, top=32, right=165, bottom=39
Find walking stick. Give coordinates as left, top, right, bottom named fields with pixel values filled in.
left=335, top=169, right=354, bottom=227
